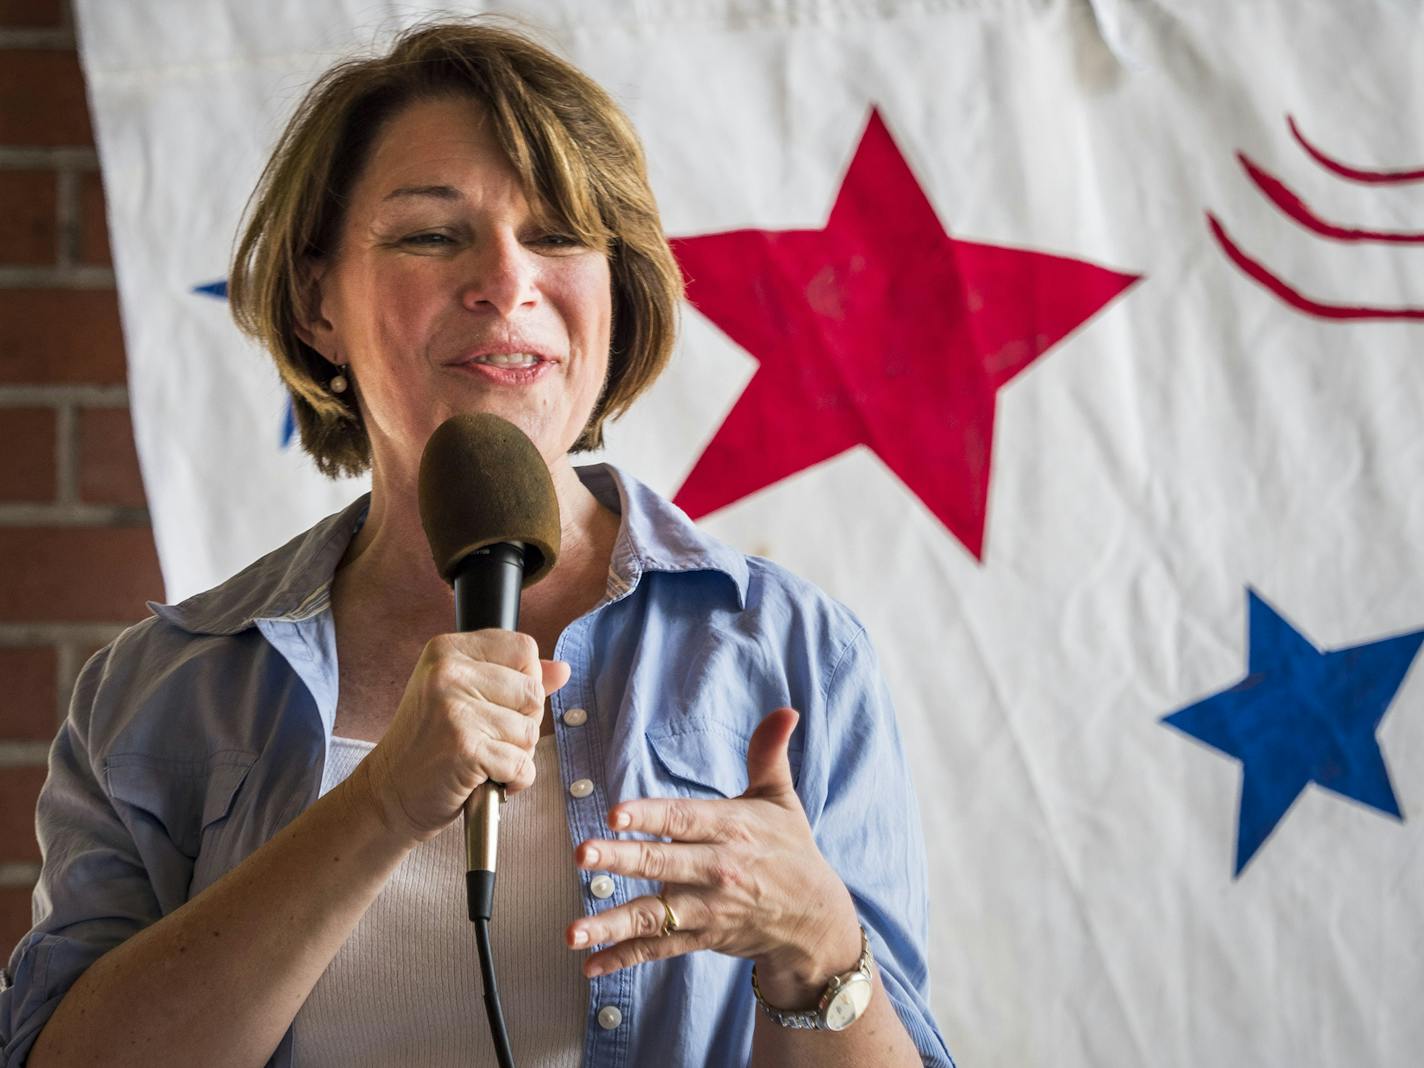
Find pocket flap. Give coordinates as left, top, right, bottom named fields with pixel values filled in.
left=647, top=726, right=750, bottom=800
left=105, top=751, right=257, bottom=857
left=200, top=759, right=254, bottom=828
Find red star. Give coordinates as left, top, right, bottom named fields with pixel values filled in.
left=670, top=109, right=1141, bottom=560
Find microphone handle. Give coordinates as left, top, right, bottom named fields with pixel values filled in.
left=454, top=543, right=526, bottom=922
left=454, top=543, right=525, bottom=632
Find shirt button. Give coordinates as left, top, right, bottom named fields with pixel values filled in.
left=569, top=778, right=594, bottom=799
left=597, top=1005, right=623, bottom=1030
left=589, top=875, right=615, bottom=899
left=563, top=707, right=588, bottom=727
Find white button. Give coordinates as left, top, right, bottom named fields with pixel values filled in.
left=569, top=778, right=594, bottom=799
left=597, top=1005, right=623, bottom=1030
left=563, top=707, right=588, bottom=727
left=589, top=875, right=615, bottom=899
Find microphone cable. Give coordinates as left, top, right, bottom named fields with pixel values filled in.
left=465, top=736, right=516, bottom=1068
left=469, top=865, right=515, bottom=1068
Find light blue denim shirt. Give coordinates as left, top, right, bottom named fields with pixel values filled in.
left=1, top=463, right=952, bottom=1067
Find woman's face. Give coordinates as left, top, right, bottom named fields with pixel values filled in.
left=306, top=95, right=613, bottom=473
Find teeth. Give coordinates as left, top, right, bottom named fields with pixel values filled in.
left=471, top=353, right=540, bottom=367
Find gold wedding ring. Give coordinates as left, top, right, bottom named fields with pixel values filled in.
left=656, top=893, right=680, bottom=937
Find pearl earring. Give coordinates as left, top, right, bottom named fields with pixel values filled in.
left=329, top=368, right=349, bottom=394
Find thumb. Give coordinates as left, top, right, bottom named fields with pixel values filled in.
left=541, top=659, right=573, bottom=695
left=744, top=707, right=799, bottom=799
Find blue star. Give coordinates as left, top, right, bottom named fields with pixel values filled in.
left=193, top=278, right=296, bottom=447
left=1163, top=588, right=1421, bottom=876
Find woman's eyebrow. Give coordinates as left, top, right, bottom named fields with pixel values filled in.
left=381, top=184, right=464, bottom=203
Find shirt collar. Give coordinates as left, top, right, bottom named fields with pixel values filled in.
left=583, top=463, right=748, bottom=609
left=147, top=463, right=748, bottom=636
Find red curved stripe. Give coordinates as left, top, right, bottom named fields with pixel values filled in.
left=1288, top=115, right=1424, bottom=184
left=1206, top=212, right=1424, bottom=321
left=1240, top=153, right=1424, bottom=243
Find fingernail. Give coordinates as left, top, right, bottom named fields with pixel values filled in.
left=582, top=846, right=600, bottom=865
left=572, top=929, right=589, bottom=947
left=612, top=811, right=631, bottom=830
left=587, top=961, right=605, bottom=978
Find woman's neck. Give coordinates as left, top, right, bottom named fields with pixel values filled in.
left=333, top=455, right=621, bottom=642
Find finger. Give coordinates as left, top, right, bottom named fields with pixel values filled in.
left=580, top=931, right=706, bottom=979
left=575, top=837, right=720, bottom=885
left=464, top=701, right=541, bottom=750
left=433, top=658, right=544, bottom=717
left=566, top=892, right=709, bottom=951
left=743, top=707, right=799, bottom=799
left=505, top=747, right=537, bottom=793
left=607, top=796, right=729, bottom=841
left=472, top=738, right=536, bottom=792
left=436, top=630, right=542, bottom=677
left=542, top=658, right=572, bottom=694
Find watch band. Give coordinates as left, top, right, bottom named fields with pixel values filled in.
left=751, top=924, right=874, bottom=1031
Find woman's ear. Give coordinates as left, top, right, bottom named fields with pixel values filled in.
left=294, top=257, right=339, bottom=359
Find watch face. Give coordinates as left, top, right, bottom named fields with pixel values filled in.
left=823, top=973, right=874, bottom=1031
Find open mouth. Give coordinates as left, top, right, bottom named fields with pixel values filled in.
left=449, top=353, right=553, bottom=384
left=464, top=352, right=544, bottom=368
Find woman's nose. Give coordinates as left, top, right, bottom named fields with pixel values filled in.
left=459, top=234, right=538, bottom=317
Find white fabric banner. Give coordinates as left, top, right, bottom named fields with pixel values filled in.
left=76, top=1, right=1424, bottom=1064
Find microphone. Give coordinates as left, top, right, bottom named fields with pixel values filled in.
left=417, top=411, right=561, bottom=1068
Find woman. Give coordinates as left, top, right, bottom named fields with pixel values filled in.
left=1, top=19, right=951, bottom=1068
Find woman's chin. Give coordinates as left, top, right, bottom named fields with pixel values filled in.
left=429, top=403, right=578, bottom=468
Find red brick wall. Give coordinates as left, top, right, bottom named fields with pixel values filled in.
left=0, top=0, right=164, bottom=959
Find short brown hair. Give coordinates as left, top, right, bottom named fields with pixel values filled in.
left=229, top=17, right=683, bottom=478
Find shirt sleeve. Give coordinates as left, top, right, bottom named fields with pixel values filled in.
left=0, top=646, right=164, bottom=1066
left=809, top=625, right=956, bottom=1068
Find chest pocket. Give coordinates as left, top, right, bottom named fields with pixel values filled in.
left=646, top=724, right=803, bottom=801
left=104, top=751, right=257, bottom=860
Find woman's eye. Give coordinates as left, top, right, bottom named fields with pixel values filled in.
left=533, top=233, right=581, bottom=250
left=403, top=232, right=454, bottom=247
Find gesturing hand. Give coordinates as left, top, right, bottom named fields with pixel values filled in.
left=566, top=708, right=861, bottom=997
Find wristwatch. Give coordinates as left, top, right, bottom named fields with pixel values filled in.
left=751, top=925, right=876, bottom=1032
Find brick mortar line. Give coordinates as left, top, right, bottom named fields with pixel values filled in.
left=0, top=503, right=148, bottom=525
left=0, top=742, right=50, bottom=766
left=0, top=148, right=98, bottom=169
left=54, top=402, right=76, bottom=504
left=0, top=623, right=131, bottom=645
left=0, top=863, right=41, bottom=888
left=0, top=266, right=115, bottom=288
left=0, top=28, right=75, bottom=48
left=55, top=167, right=80, bottom=268
left=55, top=642, right=83, bottom=727
left=0, top=385, right=128, bottom=406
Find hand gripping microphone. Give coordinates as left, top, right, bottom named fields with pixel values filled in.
left=417, top=412, right=561, bottom=1068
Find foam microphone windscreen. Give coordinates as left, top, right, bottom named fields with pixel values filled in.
left=417, top=412, right=561, bottom=586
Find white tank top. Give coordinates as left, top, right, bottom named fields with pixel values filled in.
left=294, top=734, right=587, bottom=1066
